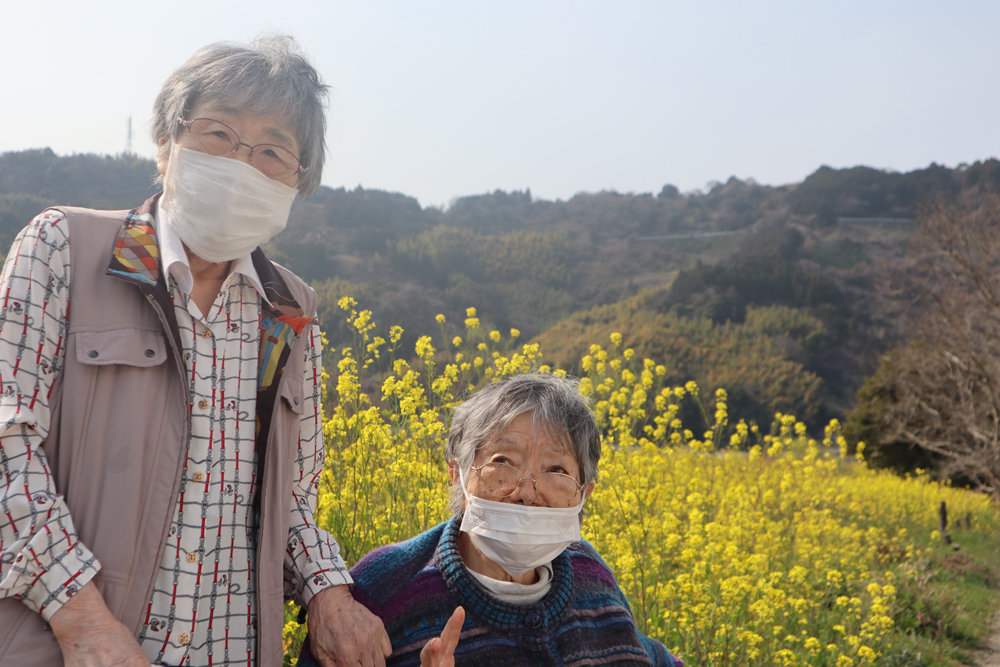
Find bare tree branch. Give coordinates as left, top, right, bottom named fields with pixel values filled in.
left=861, top=191, right=1000, bottom=499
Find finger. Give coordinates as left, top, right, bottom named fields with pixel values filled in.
left=374, top=645, right=388, bottom=667
left=316, top=648, right=337, bottom=667
left=440, top=606, right=466, bottom=654
left=379, top=626, right=393, bottom=657
left=420, top=637, right=440, bottom=665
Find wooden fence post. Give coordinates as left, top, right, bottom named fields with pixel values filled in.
left=939, top=501, right=952, bottom=545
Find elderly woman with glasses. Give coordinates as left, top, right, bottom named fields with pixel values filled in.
left=0, top=35, right=388, bottom=667
left=298, top=373, right=683, bottom=667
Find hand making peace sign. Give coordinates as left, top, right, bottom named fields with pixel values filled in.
left=419, top=607, right=466, bottom=667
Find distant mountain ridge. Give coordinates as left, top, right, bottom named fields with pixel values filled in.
left=3, top=147, right=998, bottom=428
left=4, top=147, right=998, bottom=240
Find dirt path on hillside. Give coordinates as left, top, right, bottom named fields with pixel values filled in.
left=977, top=608, right=1000, bottom=667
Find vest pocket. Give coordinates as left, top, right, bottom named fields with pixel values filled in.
left=279, top=374, right=305, bottom=415
left=61, top=326, right=179, bottom=618
left=76, top=328, right=167, bottom=366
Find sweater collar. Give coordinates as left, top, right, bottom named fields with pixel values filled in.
left=435, top=516, right=574, bottom=632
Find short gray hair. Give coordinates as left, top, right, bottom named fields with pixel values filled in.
left=151, top=34, right=329, bottom=194
left=445, top=373, right=601, bottom=515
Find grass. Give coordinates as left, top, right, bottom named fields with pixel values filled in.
left=883, top=528, right=1000, bottom=666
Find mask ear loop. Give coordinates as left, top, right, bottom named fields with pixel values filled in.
left=571, top=482, right=588, bottom=513
left=456, top=462, right=473, bottom=508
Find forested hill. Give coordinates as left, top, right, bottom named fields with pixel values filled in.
left=3, top=147, right=1000, bottom=429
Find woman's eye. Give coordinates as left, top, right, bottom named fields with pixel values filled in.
left=547, top=466, right=568, bottom=475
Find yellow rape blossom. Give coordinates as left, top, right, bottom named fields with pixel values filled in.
left=284, top=302, right=1000, bottom=667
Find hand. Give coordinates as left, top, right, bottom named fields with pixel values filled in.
left=419, top=607, right=465, bottom=667
left=308, top=584, right=392, bottom=667
left=48, top=581, right=150, bottom=667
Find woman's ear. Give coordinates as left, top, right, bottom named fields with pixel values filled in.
left=156, top=135, right=170, bottom=177
left=584, top=481, right=596, bottom=501
left=448, top=459, right=459, bottom=485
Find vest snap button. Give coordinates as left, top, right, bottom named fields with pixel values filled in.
left=145, top=349, right=155, bottom=358
left=293, top=396, right=300, bottom=406
left=88, top=350, right=98, bottom=358
left=525, top=613, right=542, bottom=629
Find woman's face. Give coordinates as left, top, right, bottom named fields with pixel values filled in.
left=451, top=412, right=592, bottom=509
left=157, top=100, right=302, bottom=189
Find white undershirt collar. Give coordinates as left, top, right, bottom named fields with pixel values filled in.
left=467, top=562, right=553, bottom=605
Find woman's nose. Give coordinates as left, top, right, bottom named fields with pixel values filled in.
left=227, top=142, right=255, bottom=164
left=508, top=476, right=540, bottom=505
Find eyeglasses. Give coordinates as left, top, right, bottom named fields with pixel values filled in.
left=470, top=460, right=585, bottom=505
left=176, top=117, right=305, bottom=182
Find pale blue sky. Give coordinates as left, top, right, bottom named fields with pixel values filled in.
left=3, top=1, right=998, bottom=207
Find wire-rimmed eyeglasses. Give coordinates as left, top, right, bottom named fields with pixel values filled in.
left=470, top=460, right=585, bottom=505
left=176, top=117, right=305, bottom=182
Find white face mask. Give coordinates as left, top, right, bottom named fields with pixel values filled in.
left=458, top=468, right=586, bottom=578
left=162, top=144, right=298, bottom=263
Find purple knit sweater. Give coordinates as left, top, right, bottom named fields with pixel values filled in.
left=297, top=518, right=682, bottom=667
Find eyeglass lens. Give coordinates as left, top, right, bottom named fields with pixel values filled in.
left=475, top=462, right=581, bottom=503
left=182, top=118, right=300, bottom=180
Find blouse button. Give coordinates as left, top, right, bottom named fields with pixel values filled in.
left=198, top=399, right=209, bottom=410
left=201, top=329, right=212, bottom=339
left=186, top=552, right=198, bottom=563
left=192, top=472, right=205, bottom=483
left=525, top=613, right=542, bottom=629
left=179, top=632, right=191, bottom=645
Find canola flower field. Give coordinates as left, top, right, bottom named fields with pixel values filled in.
left=283, top=301, right=1000, bottom=666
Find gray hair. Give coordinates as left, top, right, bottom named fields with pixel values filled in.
left=445, top=373, right=601, bottom=516
left=151, top=34, right=329, bottom=194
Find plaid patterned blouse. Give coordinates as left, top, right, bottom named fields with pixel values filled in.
left=0, top=209, right=350, bottom=666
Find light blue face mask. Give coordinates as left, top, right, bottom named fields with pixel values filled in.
left=458, top=467, right=586, bottom=577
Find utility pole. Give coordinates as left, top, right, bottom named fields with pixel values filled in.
left=125, top=115, right=133, bottom=156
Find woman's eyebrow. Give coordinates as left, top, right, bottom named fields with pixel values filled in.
left=204, top=104, right=242, bottom=116
left=485, top=438, right=570, bottom=459
left=484, top=437, right=519, bottom=451
left=263, top=126, right=296, bottom=149
left=200, top=105, right=297, bottom=150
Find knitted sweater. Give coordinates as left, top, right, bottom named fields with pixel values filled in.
left=297, top=518, right=682, bottom=667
